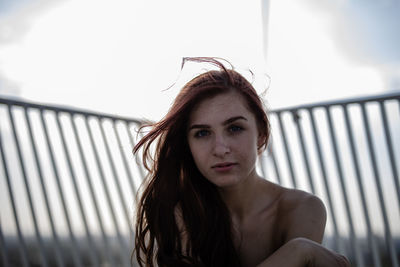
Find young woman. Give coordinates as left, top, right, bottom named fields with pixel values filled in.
left=133, top=57, right=349, bottom=267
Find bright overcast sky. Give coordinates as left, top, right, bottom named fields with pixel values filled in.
left=0, top=0, right=399, bottom=121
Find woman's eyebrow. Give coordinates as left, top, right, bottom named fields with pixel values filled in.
left=188, top=124, right=210, bottom=131
left=188, top=116, right=247, bottom=131
left=222, top=116, right=247, bottom=125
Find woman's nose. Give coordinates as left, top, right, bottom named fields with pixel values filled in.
left=213, top=136, right=231, bottom=157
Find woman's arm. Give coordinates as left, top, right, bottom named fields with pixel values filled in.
left=256, top=190, right=349, bottom=266
left=256, top=237, right=350, bottom=267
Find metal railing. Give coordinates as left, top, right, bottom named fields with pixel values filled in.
left=1, top=92, right=399, bottom=266
left=0, top=97, right=144, bottom=267
left=260, top=92, right=400, bottom=267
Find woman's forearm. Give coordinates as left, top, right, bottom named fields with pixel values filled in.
left=256, top=238, right=308, bottom=267
left=256, top=237, right=350, bottom=267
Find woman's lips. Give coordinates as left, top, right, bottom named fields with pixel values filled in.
left=212, top=162, right=237, bottom=172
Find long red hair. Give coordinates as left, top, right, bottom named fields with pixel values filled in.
left=133, top=57, right=270, bottom=267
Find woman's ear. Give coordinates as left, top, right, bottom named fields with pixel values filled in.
left=257, top=133, right=266, bottom=153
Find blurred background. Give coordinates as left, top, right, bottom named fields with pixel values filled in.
left=1, top=0, right=399, bottom=266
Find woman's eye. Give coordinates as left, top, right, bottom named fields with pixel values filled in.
left=194, top=130, right=210, bottom=138
left=229, top=125, right=243, bottom=133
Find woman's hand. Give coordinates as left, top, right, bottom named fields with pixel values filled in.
left=298, top=237, right=350, bottom=267
left=256, top=237, right=350, bottom=267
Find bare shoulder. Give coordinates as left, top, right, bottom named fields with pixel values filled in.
left=278, top=187, right=327, bottom=243
left=279, top=187, right=325, bottom=214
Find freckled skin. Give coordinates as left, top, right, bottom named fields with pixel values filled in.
left=187, top=92, right=260, bottom=189
left=186, top=92, right=344, bottom=267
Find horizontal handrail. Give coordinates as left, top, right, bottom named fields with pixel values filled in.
left=271, top=91, right=400, bottom=113
left=0, top=95, right=143, bottom=124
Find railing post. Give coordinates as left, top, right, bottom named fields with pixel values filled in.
left=98, top=119, right=131, bottom=233
left=276, top=112, right=297, bottom=188
left=24, top=108, right=65, bottom=267
left=70, top=114, right=116, bottom=266
left=325, top=106, right=364, bottom=266
left=84, top=118, right=132, bottom=267
left=378, top=101, right=400, bottom=209
left=342, top=104, right=381, bottom=267
left=268, top=144, right=282, bottom=185
left=308, top=109, right=340, bottom=253
left=361, top=103, right=399, bottom=267
left=292, top=110, right=316, bottom=194
left=55, top=113, right=100, bottom=267
left=8, top=105, right=49, bottom=267
left=39, top=110, right=83, bottom=267
left=0, top=123, right=30, bottom=267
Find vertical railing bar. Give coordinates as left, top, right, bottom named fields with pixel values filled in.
left=103, top=119, right=137, bottom=267
left=276, top=112, right=297, bottom=188
left=379, top=101, right=400, bottom=208
left=0, top=129, right=30, bottom=267
left=114, top=120, right=138, bottom=265
left=292, top=110, right=316, bottom=194
left=342, top=104, right=381, bottom=267
left=126, top=120, right=147, bottom=264
left=308, top=109, right=340, bottom=252
left=269, top=144, right=282, bottom=185
left=0, top=224, right=10, bottom=267
left=398, top=99, right=400, bottom=114
left=39, top=110, right=83, bottom=267
left=54, top=112, right=99, bottom=267
left=360, top=103, right=399, bottom=267
left=99, top=119, right=131, bottom=228
left=125, top=122, right=145, bottom=181
left=325, top=106, right=364, bottom=266
left=113, top=120, right=137, bottom=201
left=84, top=118, right=132, bottom=267
left=7, top=105, right=49, bottom=267
left=23, top=108, right=65, bottom=267
left=70, top=115, right=116, bottom=266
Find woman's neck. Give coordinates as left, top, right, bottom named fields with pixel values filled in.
left=218, top=172, right=266, bottom=222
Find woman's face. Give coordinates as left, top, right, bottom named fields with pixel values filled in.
left=187, top=91, right=262, bottom=188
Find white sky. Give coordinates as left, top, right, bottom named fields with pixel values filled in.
left=0, top=0, right=396, bottom=121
